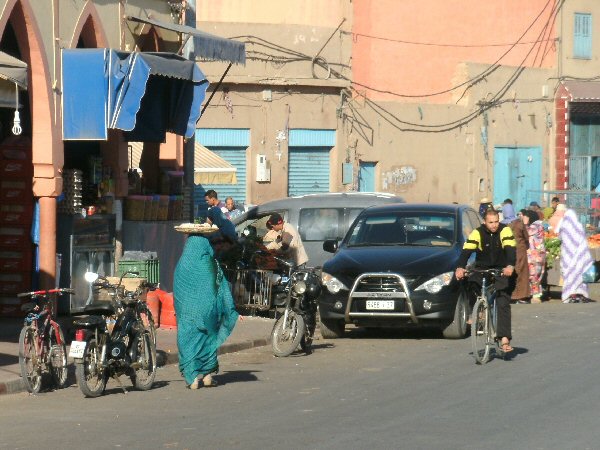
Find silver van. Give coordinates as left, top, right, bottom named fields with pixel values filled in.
left=232, top=192, right=405, bottom=267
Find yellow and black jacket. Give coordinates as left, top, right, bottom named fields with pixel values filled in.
left=457, top=223, right=516, bottom=269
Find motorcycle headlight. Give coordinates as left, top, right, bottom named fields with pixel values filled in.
left=321, top=272, right=348, bottom=294
left=415, top=272, right=453, bottom=294
left=293, top=280, right=307, bottom=294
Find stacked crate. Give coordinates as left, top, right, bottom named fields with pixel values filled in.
left=0, top=144, right=33, bottom=316
left=58, top=169, right=83, bottom=214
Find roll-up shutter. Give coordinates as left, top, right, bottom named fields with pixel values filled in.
left=287, top=129, right=335, bottom=197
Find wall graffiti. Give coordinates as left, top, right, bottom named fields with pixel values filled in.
left=382, top=166, right=417, bottom=190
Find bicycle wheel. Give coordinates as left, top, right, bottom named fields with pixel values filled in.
left=48, top=326, right=68, bottom=389
left=130, top=330, right=157, bottom=390
left=19, top=326, right=42, bottom=393
left=75, top=338, right=106, bottom=397
left=271, top=310, right=305, bottom=357
left=471, top=297, right=492, bottom=364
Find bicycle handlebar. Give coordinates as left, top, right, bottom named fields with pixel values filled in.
left=17, top=288, right=76, bottom=298
left=464, top=268, right=504, bottom=277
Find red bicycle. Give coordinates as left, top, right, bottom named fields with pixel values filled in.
left=17, top=288, right=74, bottom=393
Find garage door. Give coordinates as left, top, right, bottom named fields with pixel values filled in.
left=288, top=147, right=330, bottom=196
left=195, top=129, right=249, bottom=214
left=287, top=129, right=335, bottom=197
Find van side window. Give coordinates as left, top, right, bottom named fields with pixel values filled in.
left=299, top=208, right=340, bottom=241
left=462, top=211, right=474, bottom=241
left=346, top=208, right=363, bottom=236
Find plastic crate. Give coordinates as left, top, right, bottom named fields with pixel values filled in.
left=117, top=259, right=160, bottom=284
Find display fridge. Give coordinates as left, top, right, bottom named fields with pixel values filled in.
left=57, top=214, right=115, bottom=314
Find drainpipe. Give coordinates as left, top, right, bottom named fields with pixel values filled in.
left=182, top=0, right=196, bottom=221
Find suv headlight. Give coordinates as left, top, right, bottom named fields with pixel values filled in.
left=321, top=272, right=348, bottom=294
left=415, top=272, right=453, bottom=294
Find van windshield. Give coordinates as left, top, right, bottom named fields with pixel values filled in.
left=346, top=212, right=456, bottom=247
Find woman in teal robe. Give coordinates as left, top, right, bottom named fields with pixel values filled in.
left=173, top=235, right=239, bottom=388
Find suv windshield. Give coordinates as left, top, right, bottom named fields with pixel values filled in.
left=346, top=212, right=456, bottom=247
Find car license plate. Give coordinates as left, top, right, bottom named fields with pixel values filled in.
left=68, top=340, right=86, bottom=359
left=366, top=300, right=395, bottom=310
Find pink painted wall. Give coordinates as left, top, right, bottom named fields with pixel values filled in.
left=353, top=0, right=557, bottom=103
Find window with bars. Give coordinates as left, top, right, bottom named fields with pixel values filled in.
left=574, top=13, right=592, bottom=59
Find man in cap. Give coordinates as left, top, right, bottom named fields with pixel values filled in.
left=478, top=197, right=494, bottom=218
left=529, top=201, right=544, bottom=221
left=264, top=213, right=308, bottom=267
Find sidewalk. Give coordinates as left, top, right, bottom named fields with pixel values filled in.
left=0, top=315, right=274, bottom=396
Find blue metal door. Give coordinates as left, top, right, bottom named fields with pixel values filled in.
left=358, top=162, right=376, bottom=192
left=288, top=147, right=330, bottom=196
left=493, top=146, right=542, bottom=208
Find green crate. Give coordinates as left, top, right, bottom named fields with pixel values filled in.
left=117, top=259, right=160, bottom=284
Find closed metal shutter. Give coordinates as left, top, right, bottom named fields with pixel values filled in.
left=288, top=147, right=330, bottom=196
left=195, top=129, right=250, bottom=215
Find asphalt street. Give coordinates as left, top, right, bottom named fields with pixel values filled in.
left=1, top=300, right=600, bottom=450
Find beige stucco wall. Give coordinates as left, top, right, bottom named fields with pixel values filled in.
left=199, top=84, right=344, bottom=205
left=345, top=63, right=555, bottom=206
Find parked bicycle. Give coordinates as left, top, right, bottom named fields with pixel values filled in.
left=468, top=268, right=506, bottom=364
left=17, top=288, right=75, bottom=393
left=70, top=271, right=157, bottom=397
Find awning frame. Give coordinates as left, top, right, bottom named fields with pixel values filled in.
left=126, top=15, right=246, bottom=66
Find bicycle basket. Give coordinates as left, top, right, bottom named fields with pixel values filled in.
left=232, top=269, right=273, bottom=311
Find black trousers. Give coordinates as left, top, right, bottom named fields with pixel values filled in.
left=495, top=289, right=512, bottom=341
left=468, top=273, right=514, bottom=341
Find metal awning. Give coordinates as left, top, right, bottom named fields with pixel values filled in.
left=0, top=51, right=27, bottom=88
left=126, top=15, right=246, bottom=66
left=562, top=81, right=600, bottom=102
left=127, top=141, right=237, bottom=185
left=0, top=51, right=27, bottom=109
left=62, top=49, right=209, bottom=141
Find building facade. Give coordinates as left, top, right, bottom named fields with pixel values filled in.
left=196, top=0, right=600, bottom=212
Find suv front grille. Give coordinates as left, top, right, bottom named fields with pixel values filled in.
left=355, top=276, right=405, bottom=293
left=346, top=272, right=417, bottom=323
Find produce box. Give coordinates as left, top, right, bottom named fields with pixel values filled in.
left=117, top=260, right=160, bottom=284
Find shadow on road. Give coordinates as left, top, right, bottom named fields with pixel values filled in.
left=215, top=369, right=259, bottom=385
left=345, top=327, right=445, bottom=340
left=0, top=352, right=19, bottom=367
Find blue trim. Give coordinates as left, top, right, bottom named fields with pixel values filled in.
left=196, top=128, right=250, bottom=147
left=289, top=129, right=335, bottom=147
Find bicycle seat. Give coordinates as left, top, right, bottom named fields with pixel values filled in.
left=83, top=302, right=116, bottom=316
left=21, top=302, right=37, bottom=313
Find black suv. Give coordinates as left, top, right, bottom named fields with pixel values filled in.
left=318, top=203, right=482, bottom=339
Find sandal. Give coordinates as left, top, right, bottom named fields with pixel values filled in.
left=500, top=340, right=514, bottom=353
left=202, top=374, right=218, bottom=388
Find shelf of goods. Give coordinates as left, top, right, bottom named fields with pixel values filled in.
left=0, top=144, right=33, bottom=316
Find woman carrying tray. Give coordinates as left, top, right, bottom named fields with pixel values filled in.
left=173, top=230, right=239, bottom=389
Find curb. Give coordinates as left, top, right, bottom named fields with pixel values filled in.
left=0, top=338, right=270, bottom=397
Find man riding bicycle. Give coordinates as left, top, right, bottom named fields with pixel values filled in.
left=455, top=208, right=516, bottom=353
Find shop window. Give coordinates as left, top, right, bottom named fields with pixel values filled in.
left=574, top=13, right=592, bottom=59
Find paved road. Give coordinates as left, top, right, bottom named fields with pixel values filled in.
left=1, top=301, right=599, bottom=450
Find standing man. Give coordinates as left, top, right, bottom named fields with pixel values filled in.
left=205, top=189, right=229, bottom=219
left=264, top=213, right=308, bottom=267
left=225, top=196, right=242, bottom=220
left=543, top=196, right=560, bottom=220
left=455, top=208, right=516, bottom=353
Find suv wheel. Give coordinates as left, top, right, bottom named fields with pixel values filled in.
left=319, top=318, right=345, bottom=339
left=442, top=291, right=468, bottom=339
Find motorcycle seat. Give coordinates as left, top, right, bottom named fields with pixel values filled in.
left=72, top=315, right=106, bottom=329
left=83, top=302, right=116, bottom=316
